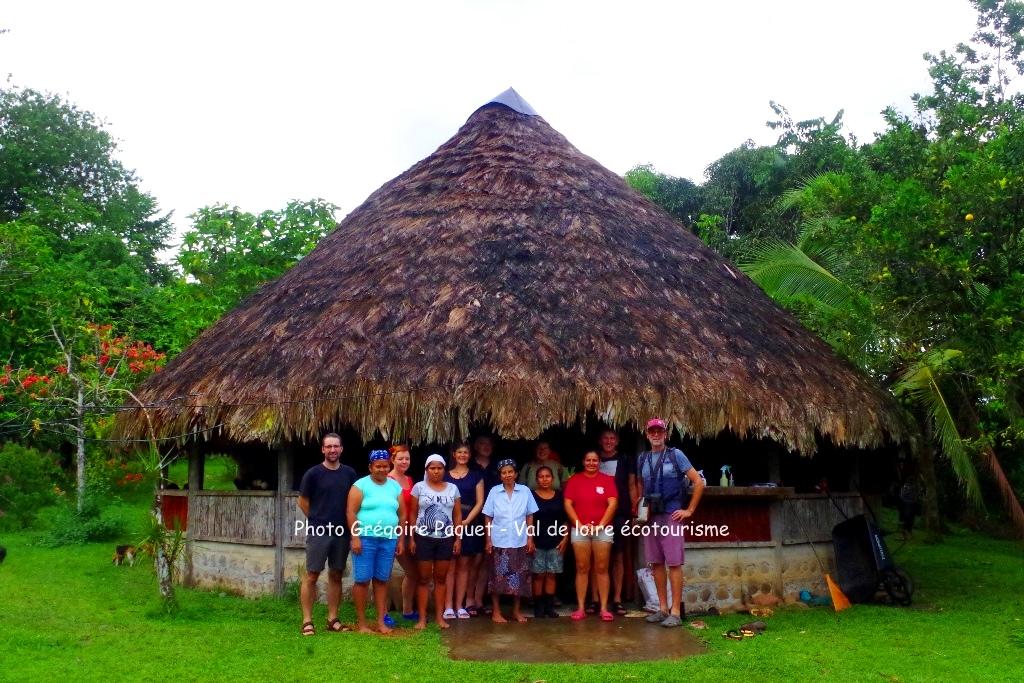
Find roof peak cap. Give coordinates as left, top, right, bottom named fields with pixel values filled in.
left=485, top=87, right=539, bottom=116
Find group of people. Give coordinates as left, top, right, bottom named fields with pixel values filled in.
left=297, top=419, right=704, bottom=635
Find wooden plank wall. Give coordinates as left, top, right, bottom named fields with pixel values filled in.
left=190, top=492, right=276, bottom=545
left=779, top=495, right=863, bottom=544
left=282, top=493, right=307, bottom=549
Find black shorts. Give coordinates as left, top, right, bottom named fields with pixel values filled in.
left=414, top=534, right=456, bottom=562
left=611, top=516, right=631, bottom=552
left=305, top=531, right=350, bottom=573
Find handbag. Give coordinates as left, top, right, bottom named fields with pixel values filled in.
left=636, top=496, right=651, bottom=523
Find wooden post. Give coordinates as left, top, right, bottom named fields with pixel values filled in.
left=183, top=447, right=204, bottom=587
left=188, top=449, right=205, bottom=492
left=274, top=444, right=294, bottom=595
left=768, top=451, right=781, bottom=485
left=768, top=498, right=786, bottom=600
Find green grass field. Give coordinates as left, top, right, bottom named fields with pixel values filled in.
left=1, top=510, right=1021, bottom=682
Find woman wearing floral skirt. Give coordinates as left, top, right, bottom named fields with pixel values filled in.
left=483, top=458, right=538, bottom=623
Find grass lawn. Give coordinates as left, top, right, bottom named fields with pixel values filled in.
left=1, top=511, right=1022, bottom=682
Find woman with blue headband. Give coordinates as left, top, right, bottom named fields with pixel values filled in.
left=347, top=449, right=406, bottom=634
left=483, top=458, right=538, bottom=623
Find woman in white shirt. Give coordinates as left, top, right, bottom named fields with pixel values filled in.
left=408, top=454, right=462, bottom=629
left=483, top=459, right=538, bottom=623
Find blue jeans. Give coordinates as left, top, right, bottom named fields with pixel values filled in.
left=352, top=536, right=398, bottom=583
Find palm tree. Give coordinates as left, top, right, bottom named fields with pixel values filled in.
left=739, top=178, right=1024, bottom=538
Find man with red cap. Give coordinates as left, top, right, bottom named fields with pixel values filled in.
left=636, top=418, right=704, bottom=627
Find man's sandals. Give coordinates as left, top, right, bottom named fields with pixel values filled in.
left=301, top=621, right=315, bottom=636
left=325, top=617, right=351, bottom=633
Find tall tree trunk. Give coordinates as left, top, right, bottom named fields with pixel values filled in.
left=153, top=488, right=174, bottom=602
left=75, top=389, right=85, bottom=513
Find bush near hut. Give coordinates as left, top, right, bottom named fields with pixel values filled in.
left=0, top=443, right=60, bottom=530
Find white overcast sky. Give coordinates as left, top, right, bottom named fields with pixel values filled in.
left=2, top=0, right=978, bottom=240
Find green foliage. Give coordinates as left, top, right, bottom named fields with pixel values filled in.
left=633, top=0, right=1024, bottom=532
left=39, top=502, right=131, bottom=546
left=0, top=442, right=59, bottom=530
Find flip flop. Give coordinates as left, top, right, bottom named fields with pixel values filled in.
left=739, top=620, right=767, bottom=634
left=600, top=610, right=615, bottom=622
left=722, top=629, right=744, bottom=640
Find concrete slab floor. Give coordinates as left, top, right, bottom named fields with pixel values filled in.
left=442, top=613, right=707, bottom=663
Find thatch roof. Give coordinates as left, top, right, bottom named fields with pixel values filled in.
left=116, top=89, right=906, bottom=453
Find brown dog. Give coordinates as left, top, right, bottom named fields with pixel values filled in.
left=112, top=545, right=137, bottom=566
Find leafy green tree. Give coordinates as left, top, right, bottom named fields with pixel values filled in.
left=0, top=86, right=172, bottom=370
left=155, top=199, right=338, bottom=353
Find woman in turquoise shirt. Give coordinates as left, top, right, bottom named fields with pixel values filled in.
left=347, top=449, right=406, bottom=634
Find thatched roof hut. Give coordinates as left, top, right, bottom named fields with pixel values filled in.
left=117, top=89, right=905, bottom=454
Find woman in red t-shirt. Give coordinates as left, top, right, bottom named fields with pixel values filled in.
left=563, top=451, right=618, bottom=621
left=388, top=445, right=417, bottom=621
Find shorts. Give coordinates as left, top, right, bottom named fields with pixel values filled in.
left=570, top=524, right=614, bottom=545
left=459, top=521, right=485, bottom=556
left=305, top=530, right=350, bottom=573
left=531, top=547, right=564, bottom=574
left=352, top=535, right=398, bottom=583
left=611, top=515, right=631, bottom=552
left=414, top=534, right=456, bottom=562
left=643, top=514, right=685, bottom=567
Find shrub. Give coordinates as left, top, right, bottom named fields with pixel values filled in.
left=0, top=443, right=60, bottom=530
left=40, top=503, right=131, bottom=546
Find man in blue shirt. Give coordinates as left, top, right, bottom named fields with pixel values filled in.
left=637, top=418, right=704, bottom=627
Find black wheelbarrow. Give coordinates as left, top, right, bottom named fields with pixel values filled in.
left=832, top=513, right=913, bottom=606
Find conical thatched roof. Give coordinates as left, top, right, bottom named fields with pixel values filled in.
left=117, top=89, right=906, bottom=453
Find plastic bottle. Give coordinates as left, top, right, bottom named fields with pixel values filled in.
left=719, top=465, right=731, bottom=487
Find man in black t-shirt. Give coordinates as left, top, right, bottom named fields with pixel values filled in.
left=597, top=429, right=638, bottom=614
left=297, top=433, right=357, bottom=635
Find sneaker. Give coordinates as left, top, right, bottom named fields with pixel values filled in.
left=456, top=608, right=471, bottom=619
left=645, top=610, right=669, bottom=623
left=442, top=608, right=456, bottom=620
left=660, top=614, right=682, bottom=628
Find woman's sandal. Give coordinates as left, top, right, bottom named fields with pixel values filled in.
left=301, top=621, right=316, bottom=636
left=465, top=605, right=479, bottom=617
left=600, top=610, right=615, bottom=622
left=611, top=601, right=627, bottom=615
left=585, top=601, right=599, bottom=615
left=570, top=610, right=586, bottom=621
left=722, top=629, right=744, bottom=640
left=325, top=618, right=350, bottom=633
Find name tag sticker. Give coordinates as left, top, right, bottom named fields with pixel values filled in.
left=596, top=486, right=605, bottom=494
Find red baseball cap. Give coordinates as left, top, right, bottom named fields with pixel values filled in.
left=645, top=418, right=667, bottom=431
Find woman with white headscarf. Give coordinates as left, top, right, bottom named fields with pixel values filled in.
left=408, top=454, right=462, bottom=629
